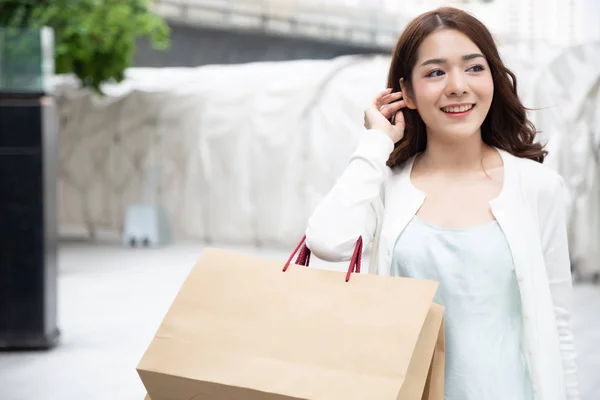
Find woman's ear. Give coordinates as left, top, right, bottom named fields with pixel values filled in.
left=399, top=78, right=417, bottom=109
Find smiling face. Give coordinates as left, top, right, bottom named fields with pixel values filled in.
left=403, top=28, right=494, bottom=143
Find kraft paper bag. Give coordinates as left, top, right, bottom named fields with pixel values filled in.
left=137, top=236, right=445, bottom=400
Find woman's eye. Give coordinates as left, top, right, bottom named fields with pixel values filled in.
left=467, top=65, right=485, bottom=72
left=426, top=69, right=445, bottom=78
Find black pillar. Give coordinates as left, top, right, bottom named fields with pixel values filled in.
left=0, top=92, right=59, bottom=349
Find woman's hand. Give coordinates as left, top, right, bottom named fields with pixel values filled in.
left=363, top=88, right=407, bottom=144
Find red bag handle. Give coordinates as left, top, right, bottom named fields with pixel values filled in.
left=282, top=235, right=363, bottom=282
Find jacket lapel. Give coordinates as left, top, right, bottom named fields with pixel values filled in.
left=378, top=156, right=425, bottom=276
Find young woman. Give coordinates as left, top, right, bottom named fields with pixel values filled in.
left=305, top=7, right=579, bottom=400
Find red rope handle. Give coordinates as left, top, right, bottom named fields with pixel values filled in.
left=295, top=243, right=311, bottom=266
left=283, top=235, right=363, bottom=282
left=346, top=236, right=363, bottom=282
left=282, top=235, right=306, bottom=272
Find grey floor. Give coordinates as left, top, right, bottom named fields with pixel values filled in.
left=0, top=241, right=598, bottom=400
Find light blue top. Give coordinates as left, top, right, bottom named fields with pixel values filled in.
left=392, top=215, right=533, bottom=400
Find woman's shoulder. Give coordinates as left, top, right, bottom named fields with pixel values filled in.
left=507, top=152, right=567, bottom=200
left=389, top=154, right=417, bottom=176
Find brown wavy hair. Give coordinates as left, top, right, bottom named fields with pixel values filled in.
left=386, top=7, right=546, bottom=168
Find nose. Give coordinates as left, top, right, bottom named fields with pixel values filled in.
left=445, top=70, right=468, bottom=97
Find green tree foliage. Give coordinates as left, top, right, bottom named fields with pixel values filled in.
left=0, top=0, right=171, bottom=93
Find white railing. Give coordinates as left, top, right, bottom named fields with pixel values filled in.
left=151, top=0, right=411, bottom=48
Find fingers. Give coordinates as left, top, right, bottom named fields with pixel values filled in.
left=371, top=88, right=403, bottom=110
left=371, top=88, right=392, bottom=105
left=379, top=99, right=406, bottom=119
left=392, top=109, right=405, bottom=127
left=365, top=88, right=406, bottom=131
left=378, top=91, right=403, bottom=107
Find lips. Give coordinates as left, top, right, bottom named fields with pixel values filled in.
left=441, top=104, right=475, bottom=113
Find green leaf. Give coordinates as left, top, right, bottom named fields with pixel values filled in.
left=1, top=0, right=171, bottom=95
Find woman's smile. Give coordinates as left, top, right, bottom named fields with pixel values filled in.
left=441, top=103, right=476, bottom=118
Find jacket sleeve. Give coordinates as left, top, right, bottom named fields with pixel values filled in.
left=305, top=129, right=394, bottom=262
left=539, top=174, right=580, bottom=399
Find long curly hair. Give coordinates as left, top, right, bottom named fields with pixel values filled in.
left=386, top=7, right=546, bottom=168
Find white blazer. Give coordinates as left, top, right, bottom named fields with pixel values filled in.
left=305, top=129, right=579, bottom=400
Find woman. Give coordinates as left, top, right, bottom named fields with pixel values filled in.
left=305, top=7, right=579, bottom=400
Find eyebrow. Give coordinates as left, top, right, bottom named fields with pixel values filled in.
left=419, top=53, right=485, bottom=67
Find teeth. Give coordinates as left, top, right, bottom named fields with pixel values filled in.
left=442, top=104, right=473, bottom=113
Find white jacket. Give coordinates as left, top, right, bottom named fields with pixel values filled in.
left=305, top=129, right=579, bottom=400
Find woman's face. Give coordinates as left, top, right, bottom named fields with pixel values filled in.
left=406, top=28, right=494, bottom=143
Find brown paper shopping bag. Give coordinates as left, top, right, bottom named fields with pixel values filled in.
left=137, top=236, right=445, bottom=400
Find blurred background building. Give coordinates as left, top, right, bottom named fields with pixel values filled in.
left=1, top=1, right=599, bottom=399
